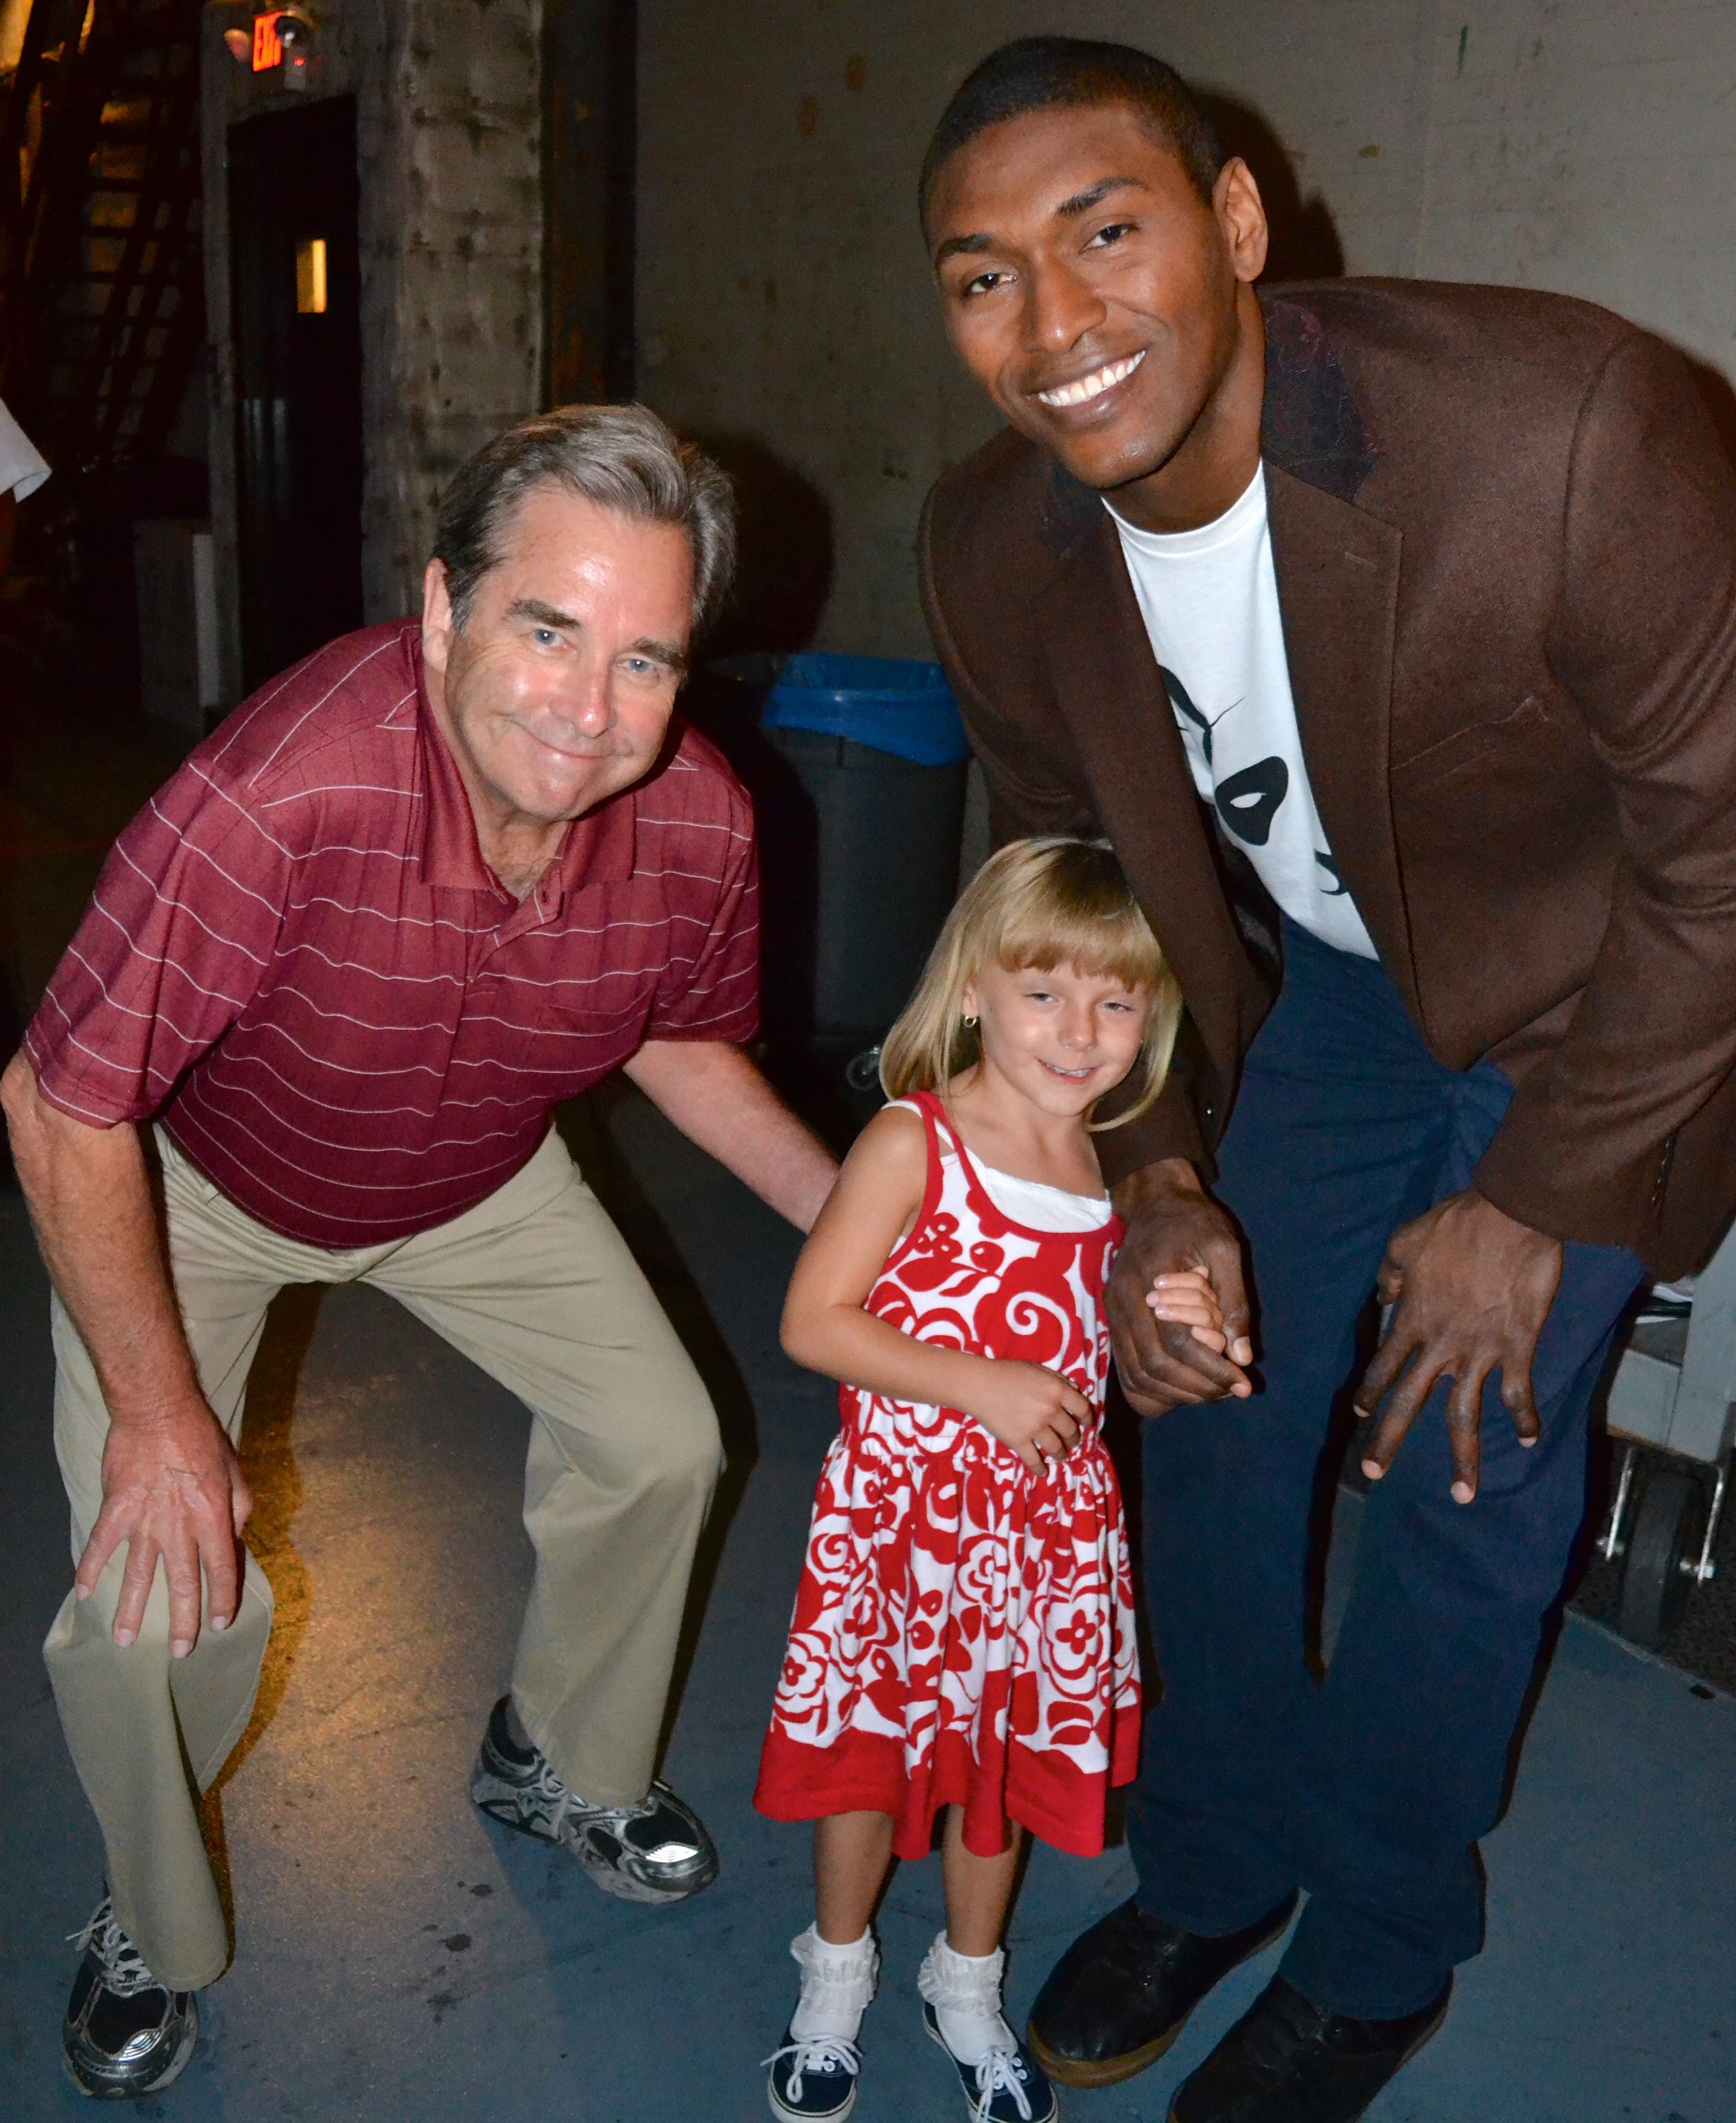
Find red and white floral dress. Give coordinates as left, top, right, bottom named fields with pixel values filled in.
left=755, top=1089, right=1141, bottom=1860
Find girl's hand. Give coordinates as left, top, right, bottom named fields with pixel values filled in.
left=967, top=1361, right=1091, bottom=1476
left=1147, top=1269, right=1229, bottom=1353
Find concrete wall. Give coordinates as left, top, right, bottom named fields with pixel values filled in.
left=202, top=0, right=542, bottom=701
left=635, top=0, right=1736, bottom=659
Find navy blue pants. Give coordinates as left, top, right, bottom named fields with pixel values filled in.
left=1126, top=920, right=1642, bottom=2017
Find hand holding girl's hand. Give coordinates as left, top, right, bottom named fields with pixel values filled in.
left=1147, top=1269, right=1228, bottom=1353
left=968, top=1361, right=1090, bottom=1476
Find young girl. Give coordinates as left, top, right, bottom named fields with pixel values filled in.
left=755, top=837, right=1223, bottom=2122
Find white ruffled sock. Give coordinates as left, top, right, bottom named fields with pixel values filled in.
left=917, top=1930, right=1015, bottom=2064
left=789, top=1924, right=879, bottom=2043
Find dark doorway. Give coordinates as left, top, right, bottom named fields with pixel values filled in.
left=229, top=97, right=363, bottom=691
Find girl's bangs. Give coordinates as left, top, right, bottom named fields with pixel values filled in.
left=992, top=896, right=1161, bottom=995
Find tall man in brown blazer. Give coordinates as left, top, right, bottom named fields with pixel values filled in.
left=917, top=37, right=1736, bottom=2123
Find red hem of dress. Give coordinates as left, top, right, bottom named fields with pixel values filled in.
left=755, top=1703, right=1141, bottom=1862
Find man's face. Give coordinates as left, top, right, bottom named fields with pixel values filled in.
left=421, top=486, right=693, bottom=831
left=926, top=101, right=1267, bottom=494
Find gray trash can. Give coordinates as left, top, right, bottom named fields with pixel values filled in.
left=708, top=653, right=970, bottom=1095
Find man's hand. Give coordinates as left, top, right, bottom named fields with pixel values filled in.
left=1108, top=1159, right=1254, bottom=1415
left=1355, top=1188, right=1563, bottom=1503
left=77, top=1402, right=253, bottom=1656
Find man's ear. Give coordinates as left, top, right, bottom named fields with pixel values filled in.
left=1214, top=156, right=1269, bottom=285
left=421, top=558, right=455, bottom=676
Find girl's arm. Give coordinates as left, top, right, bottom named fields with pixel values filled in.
left=781, top=1105, right=1089, bottom=1473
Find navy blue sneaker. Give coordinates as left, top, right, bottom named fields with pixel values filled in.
left=764, top=2026, right=864, bottom=2120
left=923, top=2001, right=1059, bottom=2122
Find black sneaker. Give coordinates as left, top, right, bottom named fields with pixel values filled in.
left=1169, top=1974, right=1451, bottom=2123
left=62, top=1896, right=199, bottom=2100
left=923, top=2002, right=1059, bottom=2122
left=764, top=2025, right=864, bottom=2120
left=470, top=1695, right=718, bottom=1903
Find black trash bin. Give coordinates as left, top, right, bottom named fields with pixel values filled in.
left=708, top=653, right=970, bottom=1122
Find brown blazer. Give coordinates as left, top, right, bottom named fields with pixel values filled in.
left=919, top=279, right=1736, bottom=1277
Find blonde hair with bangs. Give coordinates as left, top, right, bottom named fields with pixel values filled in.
left=879, top=836, right=1183, bottom=1131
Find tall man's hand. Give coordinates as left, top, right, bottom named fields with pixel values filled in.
left=1108, top=1159, right=1255, bottom=1414
left=1354, top=1188, right=1563, bottom=1503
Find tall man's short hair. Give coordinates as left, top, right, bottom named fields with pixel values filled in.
left=433, top=402, right=737, bottom=632
left=919, top=35, right=1224, bottom=227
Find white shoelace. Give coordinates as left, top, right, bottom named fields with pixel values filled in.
left=762, top=2033, right=863, bottom=2102
left=968, top=2037, right=1038, bottom=2123
left=68, top=1901, right=162, bottom=2000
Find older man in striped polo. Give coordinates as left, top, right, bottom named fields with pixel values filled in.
left=2, top=405, right=839, bottom=2100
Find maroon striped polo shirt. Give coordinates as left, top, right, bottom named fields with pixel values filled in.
left=25, top=620, right=760, bottom=1248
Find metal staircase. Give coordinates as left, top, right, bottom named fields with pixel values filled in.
left=0, top=0, right=203, bottom=496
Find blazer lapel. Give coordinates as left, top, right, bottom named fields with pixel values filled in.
left=1034, top=506, right=1256, bottom=1069
left=1264, top=463, right=1417, bottom=1012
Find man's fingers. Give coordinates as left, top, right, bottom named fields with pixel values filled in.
left=1444, top=1371, right=1484, bottom=1504
left=1360, top=1346, right=1442, bottom=1478
left=1205, top=1247, right=1254, bottom=1368
left=74, top=1511, right=124, bottom=1602
left=164, top=1540, right=204, bottom=1658
left=1111, top=1290, right=1250, bottom=1405
left=112, top=1536, right=160, bottom=1649
left=1354, top=1320, right=1416, bottom=1421
left=1153, top=1315, right=1250, bottom=1397
left=1501, top=1368, right=1541, bottom=1448
left=202, top=1522, right=241, bottom=1635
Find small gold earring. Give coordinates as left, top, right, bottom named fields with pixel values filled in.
left=963, top=1012, right=978, bottom=1028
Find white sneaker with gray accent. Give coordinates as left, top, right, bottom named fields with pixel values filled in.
left=469, top=1695, right=718, bottom=1903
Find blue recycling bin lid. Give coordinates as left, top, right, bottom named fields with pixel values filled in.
left=760, top=654, right=971, bottom=768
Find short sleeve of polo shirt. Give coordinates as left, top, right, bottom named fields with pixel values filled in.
left=640, top=765, right=760, bottom=1044
left=25, top=754, right=292, bottom=1126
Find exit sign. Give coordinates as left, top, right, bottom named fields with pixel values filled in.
left=252, top=11, right=286, bottom=71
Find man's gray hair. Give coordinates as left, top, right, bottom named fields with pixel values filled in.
left=433, top=402, right=736, bottom=633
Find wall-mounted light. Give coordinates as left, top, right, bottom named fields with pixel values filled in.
left=295, top=236, right=327, bottom=315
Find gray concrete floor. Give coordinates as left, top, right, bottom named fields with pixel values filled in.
left=2, top=1089, right=1733, bottom=2123
left=1, top=661, right=1732, bottom=2120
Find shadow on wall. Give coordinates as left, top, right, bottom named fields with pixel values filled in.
left=694, top=432, right=834, bottom=657
left=1198, top=91, right=1345, bottom=284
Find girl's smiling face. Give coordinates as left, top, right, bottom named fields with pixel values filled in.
left=963, top=959, right=1152, bottom=1117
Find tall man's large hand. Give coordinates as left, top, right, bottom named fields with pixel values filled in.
left=1108, top=1159, right=1255, bottom=1414
left=1355, top=1189, right=1563, bottom=1503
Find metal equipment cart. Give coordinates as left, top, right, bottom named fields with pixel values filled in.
left=1600, top=1225, right=1736, bottom=1648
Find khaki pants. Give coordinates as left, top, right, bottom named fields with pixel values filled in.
left=43, top=1127, right=721, bottom=1990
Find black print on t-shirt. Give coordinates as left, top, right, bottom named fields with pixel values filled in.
left=1161, top=665, right=1289, bottom=848
left=1315, top=851, right=1348, bottom=896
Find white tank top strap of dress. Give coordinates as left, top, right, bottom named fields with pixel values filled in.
left=888, top=1096, right=1115, bottom=1234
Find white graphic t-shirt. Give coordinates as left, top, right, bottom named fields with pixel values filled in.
left=1108, top=465, right=1377, bottom=960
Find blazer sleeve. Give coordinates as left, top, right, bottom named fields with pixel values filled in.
left=1473, top=329, right=1736, bottom=1246
left=917, top=487, right=1211, bottom=1174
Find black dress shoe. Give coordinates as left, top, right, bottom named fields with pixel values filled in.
left=1027, top=1891, right=1299, bottom=2089
left=1169, top=1974, right=1451, bottom=2122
